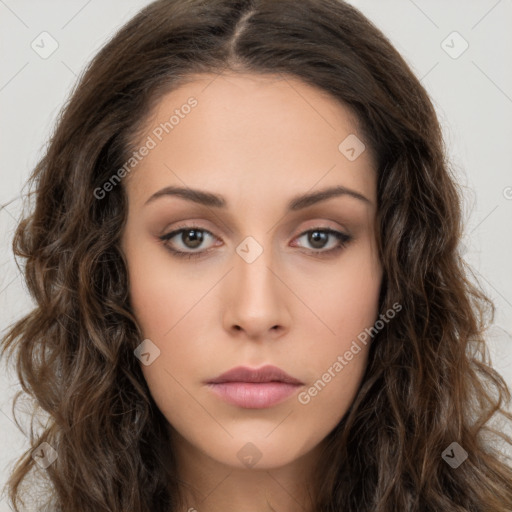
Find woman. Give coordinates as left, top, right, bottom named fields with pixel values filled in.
left=2, top=0, right=511, bottom=510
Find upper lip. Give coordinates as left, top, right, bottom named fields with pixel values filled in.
left=207, top=365, right=303, bottom=385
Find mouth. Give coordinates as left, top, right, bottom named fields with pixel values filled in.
left=205, top=365, right=304, bottom=409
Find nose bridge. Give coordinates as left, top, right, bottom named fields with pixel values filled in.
left=234, top=234, right=280, bottom=305
left=224, top=233, right=289, bottom=335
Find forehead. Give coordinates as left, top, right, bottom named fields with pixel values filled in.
left=125, top=72, right=377, bottom=209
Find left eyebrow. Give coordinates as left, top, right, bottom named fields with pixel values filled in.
left=144, top=184, right=372, bottom=209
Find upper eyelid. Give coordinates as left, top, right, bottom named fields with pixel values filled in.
left=161, top=223, right=345, bottom=235
left=162, top=216, right=350, bottom=235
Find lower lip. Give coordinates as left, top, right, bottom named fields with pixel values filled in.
left=206, top=382, right=301, bottom=409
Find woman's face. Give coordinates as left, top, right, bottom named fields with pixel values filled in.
left=121, top=72, right=382, bottom=472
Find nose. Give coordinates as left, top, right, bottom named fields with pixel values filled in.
left=222, top=242, right=291, bottom=340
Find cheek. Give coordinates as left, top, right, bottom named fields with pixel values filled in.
left=125, top=242, right=200, bottom=339
left=292, top=240, right=381, bottom=416
left=296, top=351, right=369, bottom=437
left=296, top=236, right=382, bottom=345
left=125, top=243, right=214, bottom=404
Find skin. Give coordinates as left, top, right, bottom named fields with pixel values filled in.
left=121, top=72, right=382, bottom=512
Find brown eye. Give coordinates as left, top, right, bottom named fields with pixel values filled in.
left=307, top=230, right=329, bottom=249
left=159, top=226, right=216, bottom=258
left=179, top=229, right=205, bottom=249
left=294, top=228, right=352, bottom=255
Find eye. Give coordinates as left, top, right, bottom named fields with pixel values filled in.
left=292, top=228, right=352, bottom=256
left=159, top=225, right=217, bottom=259
left=159, top=225, right=352, bottom=259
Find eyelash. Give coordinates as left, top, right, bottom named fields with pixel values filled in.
left=159, top=224, right=352, bottom=260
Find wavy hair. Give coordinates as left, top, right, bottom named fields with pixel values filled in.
left=2, top=0, right=512, bottom=510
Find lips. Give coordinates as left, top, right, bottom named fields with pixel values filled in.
left=206, top=365, right=303, bottom=385
left=206, top=365, right=304, bottom=409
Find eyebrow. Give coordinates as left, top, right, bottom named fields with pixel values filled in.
left=144, top=184, right=372, bottom=210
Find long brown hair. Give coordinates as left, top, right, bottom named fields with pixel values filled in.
left=2, top=0, right=511, bottom=510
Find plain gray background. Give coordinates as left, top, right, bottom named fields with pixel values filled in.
left=1, top=1, right=511, bottom=510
